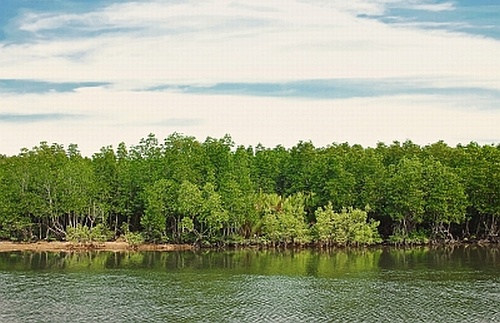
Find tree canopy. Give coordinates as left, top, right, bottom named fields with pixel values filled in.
left=1, top=134, right=498, bottom=246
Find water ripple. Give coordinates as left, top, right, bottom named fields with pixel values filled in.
left=1, top=248, right=500, bottom=323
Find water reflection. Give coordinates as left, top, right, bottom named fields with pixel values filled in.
left=1, top=246, right=499, bottom=322
left=0, top=245, right=498, bottom=277
left=378, top=245, right=500, bottom=271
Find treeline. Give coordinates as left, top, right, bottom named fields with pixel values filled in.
left=0, top=133, right=499, bottom=246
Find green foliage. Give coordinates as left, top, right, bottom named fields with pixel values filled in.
left=124, top=231, right=145, bottom=247
left=66, top=224, right=91, bottom=243
left=422, top=158, right=468, bottom=240
left=313, top=204, right=381, bottom=246
left=66, top=224, right=113, bottom=244
left=179, top=216, right=195, bottom=242
left=1, top=133, right=500, bottom=245
left=177, top=180, right=203, bottom=218
left=459, top=144, right=500, bottom=237
left=0, top=217, right=33, bottom=242
left=201, top=183, right=229, bottom=238
left=180, top=216, right=194, bottom=233
left=389, top=229, right=430, bottom=245
left=89, top=223, right=113, bottom=242
left=141, top=179, right=173, bottom=242
left=257, top=192, right=310, bottom=244
left=120, top=222, right=145, bottom=247
left=384, top=157, right=425, bottom=238
left=253, top=144, right=289, bottom=194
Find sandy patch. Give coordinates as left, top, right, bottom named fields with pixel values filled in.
left=0, top=241, right=194, bottom=252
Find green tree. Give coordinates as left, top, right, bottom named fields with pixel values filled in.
left=253, top=144, right=289, bottom=195
left=163, top=133, right=207, bottom=185
left=141, top=179, right=174, bottom=242
left=313, top=203, right=381, bottom=246
left=422, top=158, right=468, bottom=241
left=200, top=183, right=229, bottom=241
left=26, top=142, right=69, bottom=239
left=284, top=141, right=317, bottom=195
left=256, top=192, right=309, bottom=244
left=0, top=156, right=32, bottom=240
left=59, top=148, right=96, bottom=231
left=312, top=144, right=356, bottom=214
left=203, top=135, right=234, bottom=190
left=461, top=144, right=500, bottom=238
left=92, top=146, right=119, bottom=233
left=221, top=145, right=258, bottom=239
left=384, top=157, right=425, bottom=242
left=177, top=180, right=203, bottom=242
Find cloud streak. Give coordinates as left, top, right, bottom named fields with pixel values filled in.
left=0, top=113, right=81, bottom=123
left=0, top=79, right=108, bottom=93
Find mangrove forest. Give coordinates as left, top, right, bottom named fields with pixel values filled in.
left=0, top=133, right=499, bottom=246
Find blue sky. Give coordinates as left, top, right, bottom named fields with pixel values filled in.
left=1, top=0, right=499, bottom=155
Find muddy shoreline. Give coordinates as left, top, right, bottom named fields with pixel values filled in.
left=0, top=241, right=194, bottom=253
left=1, top=239, right=498, bottom=253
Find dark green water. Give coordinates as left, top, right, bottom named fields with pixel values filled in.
left=0, top=246, right=499, bottom=322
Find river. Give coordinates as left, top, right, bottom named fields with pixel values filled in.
left=0, top=245, right=499, bottom=322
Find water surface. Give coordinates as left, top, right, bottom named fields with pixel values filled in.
left=0, top=246, right=499, bottom=322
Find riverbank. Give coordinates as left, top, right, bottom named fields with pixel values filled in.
left=0, top=241, right=194, bottom=253
left=1, top=239, right=498, bottom=253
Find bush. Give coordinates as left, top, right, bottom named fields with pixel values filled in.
left=89, top=223, right=113, bottom=242
left=313, top=204, right=381, bottom=246
left=124, top=231, right=145, bottom=247
left=66, top=223, right=112, bottom=244
left=66, top=224, right=91, bottom=243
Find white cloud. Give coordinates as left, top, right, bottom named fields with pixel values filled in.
left=410, top=2, right=455, bottom=12
left=412, top=3, right=454, bottom=12
left=1, top=88, right=498, bottom=156
left=1, top=0, right=498, bottom=89
left=1, top=0, right=499, bottom=155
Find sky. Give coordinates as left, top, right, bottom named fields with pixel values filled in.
left=0, top=0, right=499, bottom=156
